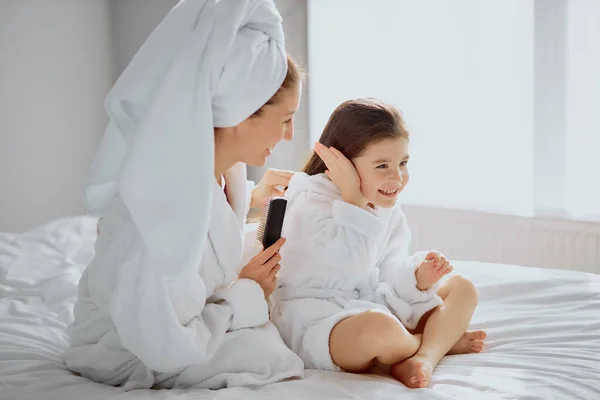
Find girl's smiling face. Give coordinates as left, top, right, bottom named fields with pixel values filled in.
left=352, top=136, right=410, bottom=208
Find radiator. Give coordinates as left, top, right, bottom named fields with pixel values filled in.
left=403, top=205, right=600, bottom=274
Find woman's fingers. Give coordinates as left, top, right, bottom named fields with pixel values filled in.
left=264, top=253, right=282, bottom=270
left=267, top=173, right=293, bottom=187
left=269, top=169, right=294, bottom=179
left=255, top=237, right=285, bottom=264
left=269, top=263, right=281, bottom=278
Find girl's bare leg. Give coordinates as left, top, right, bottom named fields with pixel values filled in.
left=391, top=275, right=480, bottom=388
left=329, top=310, right=422, bottom=372
left=409, top=288, right=487, bottom=356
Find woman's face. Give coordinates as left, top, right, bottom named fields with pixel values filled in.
left=352, top=136, right=410, bottom=209
left=236, top=83, right=302, bottom=167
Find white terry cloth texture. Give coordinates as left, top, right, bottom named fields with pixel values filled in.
left=64, top=0, right=304, bottom=390
left=271, top=172, right=443, bottom=371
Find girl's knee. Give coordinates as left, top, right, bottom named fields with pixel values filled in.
left=355, top=311, right=408, bottom=347
left=448, top=275, right=478, bottom=305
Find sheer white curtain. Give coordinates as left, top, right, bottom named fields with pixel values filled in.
left=308, top=0, right=599, bottom=218
left=566, top=0, right=600, bottom=217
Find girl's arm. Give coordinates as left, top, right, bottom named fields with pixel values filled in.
left=375, top=212, right=443, bottom=328
left=282, top=143, right=383, bottom=269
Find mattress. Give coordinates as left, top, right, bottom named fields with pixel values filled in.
left=1, top=217, right=599, bottom=400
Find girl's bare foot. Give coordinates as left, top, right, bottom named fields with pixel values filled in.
left=447, top=330, right=487, bottom=355
left=390, top=355, right=432, bottom=388
left=390, top=331, right=486, bottom=388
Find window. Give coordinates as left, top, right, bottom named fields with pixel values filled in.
left=308, top=0, right=599, bottom=218
left=566, top=0, right=600, bottom=217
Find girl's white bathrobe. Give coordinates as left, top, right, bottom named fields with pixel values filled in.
left=65, top=163, right=304, bottom=390
left=271, top=173, right=443, bottom=371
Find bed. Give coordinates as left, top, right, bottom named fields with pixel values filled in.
left=1, top=217, right=599, bottom=400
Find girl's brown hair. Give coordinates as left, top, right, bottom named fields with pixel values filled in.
left=303, top=98, right=409, bottom=175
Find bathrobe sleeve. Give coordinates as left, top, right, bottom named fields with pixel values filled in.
left=375, top=209, right=443, bottom=329
left=208, top=278, right=269, bottom=331
left=245, top=179, right=255, bottom=217
left=111, top=256, right=269, bottom=373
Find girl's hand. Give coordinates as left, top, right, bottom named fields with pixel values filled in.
left=238, top=238, right=285, bottom=298
left=314, top=142, right=366, bottom=208
left=251, top=169, right=294, bottom=208
left=415, top=251, right=453, bottom=290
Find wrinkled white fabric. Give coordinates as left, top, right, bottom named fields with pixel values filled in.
left=65, top=0, right=303, bottom=390
left=66, top=163, right=304, bottom=389
left=271, top=173, right=442, bottom=371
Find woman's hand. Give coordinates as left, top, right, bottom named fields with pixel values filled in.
left=314, top=142, right=366, bottom=208
left=238, top=237, right=286, bottom=298
left=415, top=251, right=453, bottom=290
left=251, top=169, right=294, bottom=208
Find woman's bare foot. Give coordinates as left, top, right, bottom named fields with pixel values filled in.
left=447, top=330, right=487, bottom=355
left=390, top=355, right=433, bottom=389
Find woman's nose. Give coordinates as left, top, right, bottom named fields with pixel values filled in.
left=284, top=123, right=294, bottom=141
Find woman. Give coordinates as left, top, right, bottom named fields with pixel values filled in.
left=64, top=0, right=304, bottom=390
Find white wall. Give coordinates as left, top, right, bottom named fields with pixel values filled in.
left=0, top=0, right=113, bottom=232
left=404, top=204, right=600, bottom=274
left=110, top=0, right=179, bottom=77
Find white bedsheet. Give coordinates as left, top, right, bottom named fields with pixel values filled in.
left=1, top=217, right=599, bottom=400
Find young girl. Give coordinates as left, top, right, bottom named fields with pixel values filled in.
left=270, top=98, right=486, bottom=388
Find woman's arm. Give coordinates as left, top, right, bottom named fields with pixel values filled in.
left=250, top=169, right=294, bottom=209
left=109, top=260, right=270, bottom=374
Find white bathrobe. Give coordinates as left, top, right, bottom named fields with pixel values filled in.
left=271, top=173, right=443, bottom=371
left=64, top=0, right=304, bottom=390
left=65, top=163, right=304, bottom=389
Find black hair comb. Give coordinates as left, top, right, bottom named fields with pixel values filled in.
left=257, top=197, right=287, bottom=248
